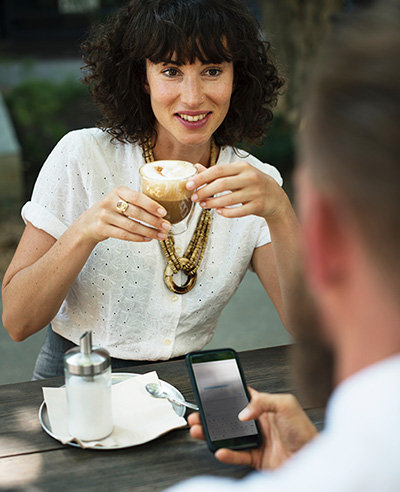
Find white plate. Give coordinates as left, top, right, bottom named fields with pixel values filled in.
left=39, top=372, right=186, bottom=449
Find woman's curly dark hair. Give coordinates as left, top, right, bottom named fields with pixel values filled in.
left=81, top=0, right=284, bottom=148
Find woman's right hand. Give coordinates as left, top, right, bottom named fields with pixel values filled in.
left=75, top=186, right=171, bottom=244
left=1, top=186, right=170, bottom=341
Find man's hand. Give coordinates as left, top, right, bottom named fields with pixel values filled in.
left=188, top=388, right=318, bottom=471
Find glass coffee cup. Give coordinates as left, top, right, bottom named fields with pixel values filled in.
left=139, top=160, right=198, bottom=235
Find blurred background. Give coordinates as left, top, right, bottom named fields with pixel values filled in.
left=0, top=0, right=372, bottom=385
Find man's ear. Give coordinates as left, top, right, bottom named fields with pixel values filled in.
left=303, top=194, right=350, bottom=292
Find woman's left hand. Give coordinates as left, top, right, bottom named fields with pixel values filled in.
left=187, top=162, right=287, bottom=221
left=188, top=161, right=300, bottom=336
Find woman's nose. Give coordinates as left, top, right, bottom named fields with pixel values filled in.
left=180, top=76, right=204, bottom=107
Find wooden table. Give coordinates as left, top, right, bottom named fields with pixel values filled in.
left=0, top=345, right=325, bottom=491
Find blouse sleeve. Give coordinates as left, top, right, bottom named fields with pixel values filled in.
left=254, top=219, right=271, bottom=249
left=21, top=131, right=91, bottom=239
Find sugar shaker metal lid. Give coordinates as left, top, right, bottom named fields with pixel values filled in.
left=64, top=331, right=110, bottom=376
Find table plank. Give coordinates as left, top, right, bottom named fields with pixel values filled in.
left=0, top=419, right=251, bottom=491
left=0, top=378, right=63, bottom=458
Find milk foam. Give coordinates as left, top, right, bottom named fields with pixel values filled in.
left=141, top=160, right=195, bottom=180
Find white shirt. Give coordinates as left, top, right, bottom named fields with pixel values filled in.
left=168, top=354, right=400, bottom=492
left=22, top=128, right=283, bottom=360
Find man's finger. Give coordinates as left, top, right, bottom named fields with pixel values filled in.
left=239, top=389, right=283, bottom=421
left=241, top=390, right=301, bottom=422
left=189, top=424, right=206, bottom=441
left=187, top=412, right=201, bottom=426
left=214, top=448, right=253, bottom=467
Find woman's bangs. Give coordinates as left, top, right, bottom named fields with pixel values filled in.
left=146, top=20, right=233, bottom=65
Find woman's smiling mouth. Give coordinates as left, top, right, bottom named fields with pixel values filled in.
left=177, top=112, right=210, bottom=122
left=175, top=112, right=212, bottom=129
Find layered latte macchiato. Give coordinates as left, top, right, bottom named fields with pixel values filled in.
left=139, top=160, right=197, bottom=226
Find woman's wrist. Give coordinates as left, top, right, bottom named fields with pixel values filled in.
left=63, top=219, right=100, bottom=256
left=263, top=188, right=297, bottom=227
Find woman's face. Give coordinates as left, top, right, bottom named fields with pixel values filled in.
left=145, top=58, right=234, bottom=151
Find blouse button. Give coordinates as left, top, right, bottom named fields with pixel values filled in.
left=171, top=295, right=178, bottom=302
left=164, top=338, right=172, bottom=346
left=175, top=246, right=182, bottom=254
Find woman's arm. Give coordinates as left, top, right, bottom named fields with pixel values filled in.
left=2, top=187, right=171, bottom=341
left=252, top=195, right=300, bottom=335
left=2, top=222, right=94, bottom=341
left=187, top=161, right=300, bottom=334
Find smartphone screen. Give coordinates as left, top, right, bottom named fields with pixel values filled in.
left=186, top=349, right=262, bottom=452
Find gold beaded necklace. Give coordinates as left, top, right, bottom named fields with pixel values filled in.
left=143, top=138, right=217, bottom=294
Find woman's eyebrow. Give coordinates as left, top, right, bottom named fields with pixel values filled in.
left=161, top=60, right=181, bottom=66
left=161, top=59, right=225, bottom=66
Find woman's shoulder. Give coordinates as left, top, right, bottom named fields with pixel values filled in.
left=55, top=128, right=141, bottom=159
left=59, top=127, right=113, bottom=147
left=219, top=146, right=283, bottom=186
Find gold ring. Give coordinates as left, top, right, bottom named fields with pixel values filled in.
left=116, top=200, right=129, bottom=214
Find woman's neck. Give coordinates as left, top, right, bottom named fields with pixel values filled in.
left=151, top=136, right=214, bottom=168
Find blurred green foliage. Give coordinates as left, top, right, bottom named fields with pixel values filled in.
left=240, top=115, right=296, bottom=192
left=4, top=78, right=99, bottom=199
left=246, top=116, right=295, bottom=174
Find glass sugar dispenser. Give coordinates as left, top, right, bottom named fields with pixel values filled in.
left=64, top=330, right=113, bottom=441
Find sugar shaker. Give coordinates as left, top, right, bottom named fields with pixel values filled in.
left=64, top=331, right=113, bottom=441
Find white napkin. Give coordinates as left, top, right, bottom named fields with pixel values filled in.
left=42, top=371, right=187, bottom=449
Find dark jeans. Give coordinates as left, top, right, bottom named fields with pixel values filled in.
left=32, top=325, right=181, bottom=380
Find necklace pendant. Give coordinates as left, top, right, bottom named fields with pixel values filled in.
left=164, top=261, right=197, bottom=294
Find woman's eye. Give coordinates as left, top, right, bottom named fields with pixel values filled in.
left=163, top=68, right=180, bottom=77
left=205, top=68, right=222, bottom=77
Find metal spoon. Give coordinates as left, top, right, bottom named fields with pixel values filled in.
left=145, top=382, right=199, bottom=410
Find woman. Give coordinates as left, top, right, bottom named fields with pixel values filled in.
left=1, top=0, right=299, bottom=378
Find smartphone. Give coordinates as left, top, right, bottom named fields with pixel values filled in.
left=186, top=348, right=262, bottom=452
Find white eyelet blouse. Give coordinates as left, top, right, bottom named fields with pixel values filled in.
left=22, top=128, right=283, bottom=360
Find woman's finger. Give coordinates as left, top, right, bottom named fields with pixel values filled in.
left=108, top=186, right=172, bottom=239
left=191, top=173, right=252, bottom=203
left=186, top=163, right=243, bottom=191
left=113, top=186, right=167, bottom=218
left=112, top=215, right=170, bottom=241
left=113, top=203, right=171, bottom=236
left=104, top=223, right=154, bottom=242
left=198, top=189, right=249, bottom=208
left=193, top=163, right=208, bottom=174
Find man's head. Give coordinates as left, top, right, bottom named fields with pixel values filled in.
left=292, top=0, right=400, bottom=400
left=300, top=0, right=400, bottom=294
